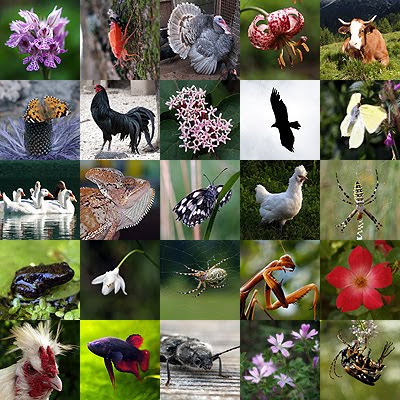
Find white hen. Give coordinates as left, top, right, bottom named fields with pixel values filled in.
left=255, top=165, right=308, bottom=229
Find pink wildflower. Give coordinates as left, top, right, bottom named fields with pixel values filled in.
left=267, top=333, right=294, bottom=357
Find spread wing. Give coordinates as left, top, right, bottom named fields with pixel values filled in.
left=270, top=88, right=288, bottom=124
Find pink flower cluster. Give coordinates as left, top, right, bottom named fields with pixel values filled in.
left=166, top=86, right=233, bottom=154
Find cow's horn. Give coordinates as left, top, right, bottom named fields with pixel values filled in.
left=364, top=15, right=377, bottom=24
left=338, top=18, right=351, bottom=26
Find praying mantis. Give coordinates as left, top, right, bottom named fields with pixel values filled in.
left=240, top=254, right=319, bottom=320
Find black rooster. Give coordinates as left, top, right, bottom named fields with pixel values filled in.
left=90, top=85, right=156, bottom=153
left=270, top=88, right=300, bottom=152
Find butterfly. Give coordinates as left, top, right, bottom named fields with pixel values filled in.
left=172, top=169, right=232, bottom=227
left=23, top=96, right=70, bottom=123
left=340, top=92, right=387, bottom=149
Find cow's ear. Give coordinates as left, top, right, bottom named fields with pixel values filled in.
left=365, top=24, right=375, bottom=34
left=338, top=26, right=350, bottom=35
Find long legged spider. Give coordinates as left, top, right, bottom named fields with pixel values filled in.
left=174, top=258, right=228, bottom=297
left=335, top=169, right=383, bottom=232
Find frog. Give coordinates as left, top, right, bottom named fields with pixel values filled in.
left=11, top=262, right=75, bottom=298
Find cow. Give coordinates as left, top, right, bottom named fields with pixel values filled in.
left=337, top=15, right=389, bottom=66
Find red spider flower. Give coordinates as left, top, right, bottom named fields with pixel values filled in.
left=375, top=240, right=393, bottom=256
left=247, top=7, right=309, bottom=69
left=326, top=246, right=392, bottom=312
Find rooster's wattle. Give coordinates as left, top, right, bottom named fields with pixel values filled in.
left=0, top=322, right=71, bottom=400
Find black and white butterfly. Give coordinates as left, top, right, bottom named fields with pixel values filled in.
left=173, top=169, right=233, bottom=227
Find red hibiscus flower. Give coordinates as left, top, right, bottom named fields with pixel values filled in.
left=375, top=240, right=393, bottom=257
left=326, top=246, right=392, bottom=312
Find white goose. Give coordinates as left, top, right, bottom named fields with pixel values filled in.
left=46, top=189, right=77, bottom=214
left=29, top=181, right=41, bottom=207
left=3, top=189, right=53, bottom=215
left=12, top=188, right=26, bottom=202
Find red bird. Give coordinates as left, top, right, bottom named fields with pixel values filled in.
left=0, top=322, right=71, bottom=400
left=90, top=84, right=156, bottom=154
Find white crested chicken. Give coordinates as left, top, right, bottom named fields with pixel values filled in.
left=255, top=165, right=308, bottom=229
left=0, top=322, right=71, bottom=400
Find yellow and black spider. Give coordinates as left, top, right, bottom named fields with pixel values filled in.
left=335, top=169, right=382, bottom=232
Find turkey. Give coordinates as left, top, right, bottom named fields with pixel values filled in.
left=255, top=165, right=308, bottom=229
left=167, top=2, right=235, bottom=76
left=0, top=321, right=71, bottom=400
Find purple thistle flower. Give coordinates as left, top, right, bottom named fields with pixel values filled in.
left=274, top=373, right=296, bottom=388
left=267, top=333, right=294, bottom=357
left=291, top=323, right=318, bottom=340
left=0, top=116, right=79, bottom=160
left=166, top=86, right=233, bottom=154
left=5, top=6, right=69, bottom=73
left=384, top=132, right=395, bottom=147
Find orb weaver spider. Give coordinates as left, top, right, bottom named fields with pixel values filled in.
left=335, top=169, right=382, bottom=232
left=174, top=258, right=228, bottom=297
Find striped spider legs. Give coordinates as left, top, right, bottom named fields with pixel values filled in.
left=174, top=258, right=228, bottom=297
left=335, top=169, right=383, bottom=232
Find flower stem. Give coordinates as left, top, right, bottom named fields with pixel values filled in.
left=42, top=67, right=51, bottom=80
left=240, top=6, right=269, bottom=19
left=116, top=248, right=159, bottom=269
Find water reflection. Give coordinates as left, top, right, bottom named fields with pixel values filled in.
left=0, top=213, right=77, bottom=240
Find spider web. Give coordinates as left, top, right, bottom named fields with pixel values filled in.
left=160, top=241, right=240, bottom=319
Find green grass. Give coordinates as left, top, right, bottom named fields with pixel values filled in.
left=320, top=31, right=400, bottom=80
left=240, top=161, right=320, bottom=240
left=80, top=320, right=160, bottom=400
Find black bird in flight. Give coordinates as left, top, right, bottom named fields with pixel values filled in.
left=270, top=88, right=301, bottom=152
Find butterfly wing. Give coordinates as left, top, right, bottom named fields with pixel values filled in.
left=215, top=185, right=232, bottom=209
left=348, top=116, right=366, bottom=149
left=43, top=96, right=70, bottom=119
left=23, top=99, right=46, bottom=123
left=346, top=93, right=361, bottom=114
left=340, top=114, right=351, bottom=137
left=173, top=188, right=213, bottom=227
left=360, top=105, right=387, bottom=134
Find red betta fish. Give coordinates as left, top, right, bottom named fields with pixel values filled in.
left=87, top=334, right=150, bottom=389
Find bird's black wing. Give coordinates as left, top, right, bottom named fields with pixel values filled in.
left=270, top=88, right=288, bottom=123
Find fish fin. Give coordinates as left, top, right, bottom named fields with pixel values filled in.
left=114, top=360, right=141, bottom=380
left=109, top=351, right=123, bottom=362
left=104, top=358, right=115, bottom=390
left=140, top=350, right=150, bottom=372
left=126, top=334, right=144, bottom=348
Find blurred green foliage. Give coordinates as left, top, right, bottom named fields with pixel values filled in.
left=0, top=320, right=80, bottom=399
left=320, top=160, right=400, bottom=239
left=241, top=320, right=319, bottom=400
left=160, top=80, right=240, bottom=160
left=240, top=0, right=320, bottom=79
left=0, top=0, right=80, bottom=80
left=80, top=320, right=160, bottom=400
left=241, top=240, right=320, bottom=320
left=240, top=161, right=320, bottom=240
left=0, top=241, right=80, bottom=320
left=320, top=32, right=400, bottom=80
left=80, top=240, right=159, bottom=320
left=320, top=240, right=400, bottom=319
left=320, top=80, right=399, bottom=160
left=160, top=240, right=239, bottom=319
left=321, top=320, right=400, bottom=400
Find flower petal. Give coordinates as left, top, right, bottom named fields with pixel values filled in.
left=280, top=348, right=290, bottom=357
left=281, top=340, right=294, bottom=348
left=101, top=283, right=114, bottom=295
left=119, top=275, right=127, bottom=295
left=114, top=276, right=121, bottom=294
left=91, top=273, right=106, bottom=284
left=267, top=335, right=277, bottom=346
left=291, top=331, right=301, bottom=339
left=362, top=287, right=384, bottom=310
left=367, top=263, right=392, bottom=288
left=326, top=266, right=354, bottom=288
left=276, top=333, right=284, bottom=345
left=336, top=287, right=363, bottom=312
left=348, top=246, right=372, bottom=275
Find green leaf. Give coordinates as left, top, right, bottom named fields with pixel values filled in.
left=204, top=171, right=240, bottom=240
left=386, top=247, right=400, bottom=263
left=160, top=119, right=190, bottom=159
left=160, top=80, right=179, bottom=114
left=345, top=305, right=369, bottom=316
left=44, top=280, right=80, bottom=301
